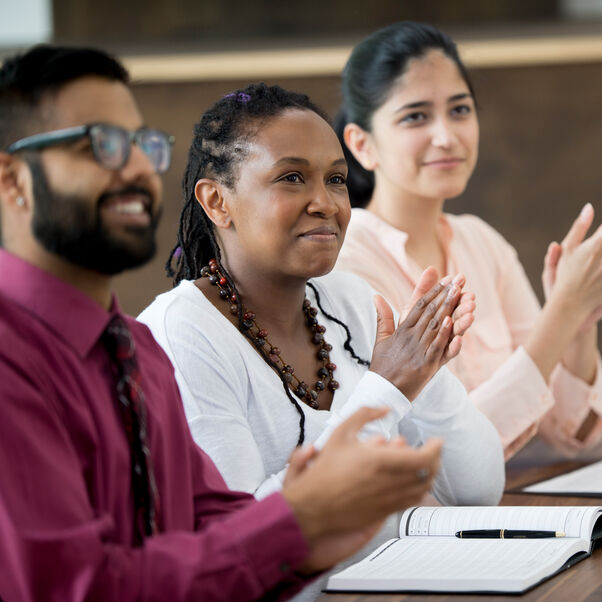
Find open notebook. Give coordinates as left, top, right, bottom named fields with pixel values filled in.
left=521, top=461, right=602, bottom=497
left=325, top=506, right=602, bottom=594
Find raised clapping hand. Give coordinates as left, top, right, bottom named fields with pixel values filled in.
left=282, top=406, right=442, bottom=574
left=370, top=269, right=475, bottom=401
left=542, top=202, right=602, bottom=334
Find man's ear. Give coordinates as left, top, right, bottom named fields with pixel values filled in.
left=343, top=123, right=378, bottom=172
left=194, top=178, right=232, bottom=229
left=0, top=152, right=31, bottom=210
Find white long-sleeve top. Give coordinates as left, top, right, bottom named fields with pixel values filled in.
left=139, top=271, right=503, bottom=602
left=139, top=271, right=503, bottom=505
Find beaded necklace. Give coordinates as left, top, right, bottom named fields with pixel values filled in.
left=201, top=258, right=338, bottom=409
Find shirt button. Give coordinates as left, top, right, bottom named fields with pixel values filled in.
left=279, top=562, right=290, bottom=573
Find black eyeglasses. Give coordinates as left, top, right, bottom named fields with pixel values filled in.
left=6, top=123, right=175, bottom=174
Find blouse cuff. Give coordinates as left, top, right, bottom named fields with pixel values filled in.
left=314, top=371, right=411, bottom=449
left=544, top=352, right=602, bottom=450
left=471, top=346, right=554, bottom=451
left=410, top=367, right=468, bottom=419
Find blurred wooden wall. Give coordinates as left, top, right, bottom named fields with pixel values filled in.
left=119, top=62, right=602, bottom=358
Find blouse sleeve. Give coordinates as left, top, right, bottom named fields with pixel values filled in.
left=161, top=305, right=288, bottom=498
left=466, top=219, right=602, bottom=458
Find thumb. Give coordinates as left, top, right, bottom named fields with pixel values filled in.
left=408, top=266, right=439, bottom=308
left=283, top=444, right=317, bottom=486
left=328, top=406, right=390, bottom=445
left=562, top=203, right=593, bottom=251
left=374, top=294, right=396, bottom=344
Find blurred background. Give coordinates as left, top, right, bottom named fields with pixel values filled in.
left=1, top=0, right=601, bottom=357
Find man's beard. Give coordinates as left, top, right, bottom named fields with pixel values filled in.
left=28, top=157, right=161, bottom=275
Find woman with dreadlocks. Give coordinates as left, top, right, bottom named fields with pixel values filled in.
left=138, top=84, right=502, bottom=524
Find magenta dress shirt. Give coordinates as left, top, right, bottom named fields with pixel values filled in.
left=0, top=250, right=311, bottom=602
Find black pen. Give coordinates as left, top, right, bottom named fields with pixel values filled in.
left=455, top=529, right=565, bottom=539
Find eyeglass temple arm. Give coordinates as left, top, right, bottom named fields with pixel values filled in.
left=6, top=126, right=89, bottom=154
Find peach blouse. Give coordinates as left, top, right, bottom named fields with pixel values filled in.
left=335, top=208, right=602, bottom=459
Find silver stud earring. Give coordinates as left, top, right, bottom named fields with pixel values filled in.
left=16, top=196, right=25, bottom=207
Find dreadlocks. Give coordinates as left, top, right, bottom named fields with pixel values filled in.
left=168, top=82, right=369, bottom=444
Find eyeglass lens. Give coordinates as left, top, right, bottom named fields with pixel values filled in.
left=89, top=124, right=172, bottom=173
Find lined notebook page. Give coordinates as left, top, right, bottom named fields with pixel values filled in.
left=400, top=506, right=599, bottom=539
left=329, top=537, right=585, bottom=591
left=523, top=461, right=602, bottom=495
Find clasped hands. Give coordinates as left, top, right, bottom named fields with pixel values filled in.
left=370, top=267, right=475, bottom=401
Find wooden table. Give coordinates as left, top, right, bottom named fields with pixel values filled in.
left=317, top=461, right=602, bottom=601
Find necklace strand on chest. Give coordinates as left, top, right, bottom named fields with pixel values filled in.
left=201, top=259, right=339, bottom=409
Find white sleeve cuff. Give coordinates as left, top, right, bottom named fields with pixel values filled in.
left=314, top=371, right=411, bottom=449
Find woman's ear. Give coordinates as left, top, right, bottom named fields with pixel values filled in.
left=343, top=123, right=377, bottom=171
left=194, top=179, right=232, bottom=229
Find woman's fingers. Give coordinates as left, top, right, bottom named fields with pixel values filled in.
left=405, top=266, right=440, bottom=313
left=542, top=241, right=562, bottom=299
left=562, top=202, right=594, bottom=251
left=443, top=334, right=463, bottom=362
left=424, top=315, right=453, bottom=363
left=373, top=295, right=396, bottom=345
left=414, top=280, right=461, bottom=346
left=403, top=276, right=452, bottom=328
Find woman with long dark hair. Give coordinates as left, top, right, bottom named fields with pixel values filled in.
left=334, top=21, right=602, bottom=460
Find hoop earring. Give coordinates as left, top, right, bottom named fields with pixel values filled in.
left=16, top=196, right=25, bottom=207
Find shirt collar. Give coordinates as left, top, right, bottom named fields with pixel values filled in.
left=350, top=208, right=456, bottom=280
left=0, top=249, right=119, bottom=358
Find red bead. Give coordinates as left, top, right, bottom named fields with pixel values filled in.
left=219, top=277, right=227, bottom=286
left=257, top=329, right=268, bottom=339
left=243, top=311, right=255, bottom=320
left=210, top=264, right=218, bottom=274
left=230, top=294, right=237, bottom=303
left=209, top=258, right=217, bottom=265
left=326, top=362, right=336, bottom=372
left=270, top=347, right=281, bottom=356
left=324, top=344, right=333, bottom=352
left=328, top=380, right=339, bottom=391
left=315, top=324, right=326, bottom=333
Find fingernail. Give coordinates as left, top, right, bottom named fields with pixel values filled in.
left=580, top=203, right=593, bottom=220
left=443, top=316, right=452, bottom=328
left=439, top=275, right=452, bottom=286
left=452, top=274, right=464, bottom=286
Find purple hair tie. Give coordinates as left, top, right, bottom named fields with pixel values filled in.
left=174, top=246, right=183, bottom=258
left=223, top=92, right=251, bottom=104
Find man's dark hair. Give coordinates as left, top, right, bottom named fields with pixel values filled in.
left=0, top=45, right=129, bottom=150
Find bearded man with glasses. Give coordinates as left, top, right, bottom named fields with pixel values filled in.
left=0, top=46, right=442, bottom=601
